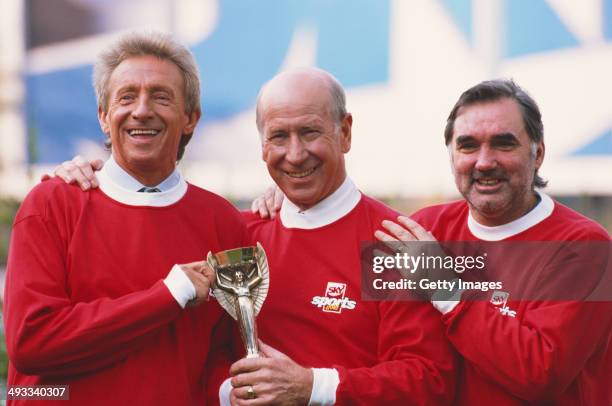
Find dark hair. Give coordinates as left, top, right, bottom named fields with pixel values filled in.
left=444, top=79, right=547, bottom=188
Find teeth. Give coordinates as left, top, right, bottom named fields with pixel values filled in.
left=129, top=129, right=159, bottom=136
left=477, top=179, right=499, bottom=185
left=287, top=168, right=315, bottom=178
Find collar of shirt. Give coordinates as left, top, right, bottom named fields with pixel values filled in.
left=97, top=155, right=187, bottom=207
left=467, top=191, right=554, bottom=241
left=103, top=155, right=181, bottom=191
left=279, top=177, right=362, bottom=230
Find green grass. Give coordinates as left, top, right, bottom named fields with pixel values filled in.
left=0, top=198, right=20, bottom=266
left=0, top=310, right=7, bottom=381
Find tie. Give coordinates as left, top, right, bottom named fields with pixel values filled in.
left=137, top=187, right=161, bottom=193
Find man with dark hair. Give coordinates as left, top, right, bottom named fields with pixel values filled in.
left=377, top=79, right=611, bottom=405
left=443, top=79, right=547, bottom=188
left=4, top=32, right=246, bottom=405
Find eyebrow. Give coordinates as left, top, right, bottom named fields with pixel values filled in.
left=491, top=133, right=520, bottom=143
left=149, top=85, right=175, bottom=95
left=454, top=135, right=476, bottom=145
left=300, top=124, right=323, bottom=131
left=455, top=133, right=519, bottom=144
left=266, top=127, right=287, bottom=134
left=115, top=84, right=175, bottom=95
left=266, top=119, right=325, bottom=133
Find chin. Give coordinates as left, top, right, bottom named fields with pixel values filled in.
left=469, top=194, right=503, bottom=212
left=477, top=198, right=514, bottom=217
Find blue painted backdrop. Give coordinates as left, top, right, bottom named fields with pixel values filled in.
left=26, top=0, right=612, bottom=163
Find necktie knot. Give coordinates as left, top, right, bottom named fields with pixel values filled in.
left=138, top=187, right=161, bottom=193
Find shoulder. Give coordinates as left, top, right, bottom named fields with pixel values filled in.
left=15, top=178, right=88, bottom=224
left=241, top=210, right=262, bottom=224
left=359, top=194, right=400, bottom=218
left=411, top=200, right=467, bottom=225
left=544, top=199, right=609, bottom=241
left=242, top=211, right=277, bottom=241
left=355, top=194, right=402, bottom=226
left=184, top=183, right=246, bottom=231
left=409, top=200, right=469, bottom=240
left=241, top=210, right=270, bottom=227
left=185, top=183, right=241, bottom=215
left=185, top=183, right=248, bottom=246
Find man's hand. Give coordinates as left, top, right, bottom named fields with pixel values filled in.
left=250, top=185, right=284, bottom=219
left=229, top=341, right=312, bottom=405
left=40, top=155, right=104, bottom=191
left=375, top=216, right=457, bottom=300
left=179, top=261, right=215, bottom=307
left=375, top=215, right=436, bottom=244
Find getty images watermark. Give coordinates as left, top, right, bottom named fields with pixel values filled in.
left=361, top=241, right=611, bottom=302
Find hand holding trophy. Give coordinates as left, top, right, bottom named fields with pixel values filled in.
left=207, top=243, right=269, bottom=358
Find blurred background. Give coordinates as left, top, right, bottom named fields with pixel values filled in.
left=0, top=0, right=611, bottom=385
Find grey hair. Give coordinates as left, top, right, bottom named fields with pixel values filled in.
left=94, top=31, right=201, bottom=160
left=255, top=68, right=347, bottom=134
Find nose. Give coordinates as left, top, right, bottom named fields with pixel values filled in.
left=285, top=135, right=308, bottom=165
left=474, top=146, right=497, bottom=171
left=131, top=95, right=154, bottom=121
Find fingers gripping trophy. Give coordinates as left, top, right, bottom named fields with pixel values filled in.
left=207, top=243, right=269, bottom=358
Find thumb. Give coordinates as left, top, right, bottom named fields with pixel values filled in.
left=258, top=340, right=290, bottom=360
left=273, top=187, right=284, bottom=210
left=199, top=262, right=216, bottom=285
left=92, top=159, right=105, bottom=170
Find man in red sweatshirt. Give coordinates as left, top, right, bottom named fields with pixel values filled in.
left=377, top=79, right=611, bottom=405
left=4, top=31, right=246, bottom=405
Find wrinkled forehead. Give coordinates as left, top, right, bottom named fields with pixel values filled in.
left=264, top=111, right=328, bottom=133
left=109, top=55, right=185, bottom=92
left=260, top=89, right=334, bottom=130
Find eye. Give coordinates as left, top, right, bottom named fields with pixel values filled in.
left=119, top=94, right=135, bottom=104
left=153, top=93, right=171, bottom=104
left=267, top=132, right=287, bottom=143
left=457, top=142, right=478, bottom=152
left=301, top=128, right=320, bottom=139
left=493, top=140, right=518, bottom=150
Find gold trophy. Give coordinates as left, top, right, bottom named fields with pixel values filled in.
left=207, top=243, right=269, bottom=358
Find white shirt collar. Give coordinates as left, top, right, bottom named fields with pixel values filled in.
left=97, top=155, right=187, bottom=207
left=280, top=177, right=362, bottom=229
left=467, top=191, right=554, bottom=241
left=103, top=155, right=181, bottom=191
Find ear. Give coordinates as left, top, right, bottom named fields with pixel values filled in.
left=446, top=144, right=459, bottom=179
left=98, top=105, right=110, bottom=135
left=261, top=139, right=269, bottom=163
left=534, top=140, right=545, bottom=169
left=339, top=113, right=353, bottom=153
left=259, top=128, right=269, bottom=162
left=183, top=108, right=201, bottom=135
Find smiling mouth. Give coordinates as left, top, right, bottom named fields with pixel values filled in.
left=285, top=167, right=316, bottom=178
left=475, top=178, right=502, bottom=186
left=128, top=129, right=160, bottom=136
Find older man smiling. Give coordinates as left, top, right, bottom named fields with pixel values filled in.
left=4, top=32, right=246, bottom=405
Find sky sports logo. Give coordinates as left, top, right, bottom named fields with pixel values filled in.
left=311, top=282, right=357, bottom=314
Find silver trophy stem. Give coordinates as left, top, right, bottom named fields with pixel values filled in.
left=236, top=294, right=260, bottom=358
left=208, top=244, right=269, bottom=360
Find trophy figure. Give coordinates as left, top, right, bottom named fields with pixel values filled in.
left=207, top=243, right=269, bottom=358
